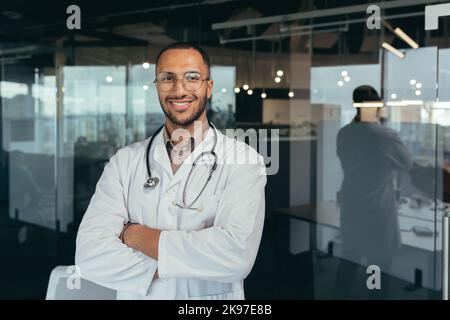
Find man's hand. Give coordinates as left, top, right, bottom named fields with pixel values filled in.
left=121, top=224, right=162, bottom=260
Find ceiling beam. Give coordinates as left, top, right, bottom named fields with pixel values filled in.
left=74, top=30, right=149, bottom=46
left=63, top=40, right=146, bottom=47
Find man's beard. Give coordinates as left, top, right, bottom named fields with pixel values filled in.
left=160, top=95, right=208, bottom=126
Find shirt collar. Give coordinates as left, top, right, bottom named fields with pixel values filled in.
left=162, top=122, right=210, bottom=161
left=163, top=123, right=210, bottom=146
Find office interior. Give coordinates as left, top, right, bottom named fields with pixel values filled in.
left=2, top=0, right=450, bottom=299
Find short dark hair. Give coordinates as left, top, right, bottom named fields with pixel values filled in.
left=155, top=42, right=211, bottom=77
left=352, top=85, right=382, bottom=123
left=352, top=85, right=381, bottom=103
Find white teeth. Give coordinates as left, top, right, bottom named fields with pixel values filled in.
left=171, top=101, right=191, bottom=106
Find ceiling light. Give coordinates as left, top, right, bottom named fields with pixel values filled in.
left=106, top=76, right=113, bottom=83
left=288, top=91, right=294, bottom=98
left=344, top=76, right=351, bottom=82
left=353, top=102, right=384, bottom=108
left=394, top=27, right=419, bottom=49
left=404, top=100, right=423, bottom=105
left=382, top=42, right=405, bottom=59
left=234, top=87, right=240, bottom=93
left=142, top=84, right=149, bottom=91
left=275, top=77, right=281, bottom=83
left=142, top=62, right=150, bottom=69
left=261, top=92, right=267, bottom=99
left=337, top=80, right=344, bottom=86
left=391, top=93, right=397, bottom=99
left=276, top=70, right=284, bottom=77
left=341, top=71, right=348, bottom=77
left=243, top=84, right=249, bottom=90
left=247, top=89, right=253, bottom=95
left=386, top=100, right=423, bottom=106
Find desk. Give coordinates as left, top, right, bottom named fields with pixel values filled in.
left=274, top=201, right=444, bottom=290
left=275, top=201, right=442, bottom=251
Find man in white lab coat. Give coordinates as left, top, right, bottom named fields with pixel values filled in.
left=75, top=42, right=267, bottom=299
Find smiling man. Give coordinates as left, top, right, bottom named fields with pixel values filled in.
left=75, top=42, right=267, bottom=300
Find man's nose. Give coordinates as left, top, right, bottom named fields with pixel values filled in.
left=171, top=78, right=188, bottom=95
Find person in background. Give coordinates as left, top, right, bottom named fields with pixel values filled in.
left=334, top=85, right=412, bottom=299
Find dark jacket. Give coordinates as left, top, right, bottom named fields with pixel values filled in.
left=336, top=122, right=412, bottom=258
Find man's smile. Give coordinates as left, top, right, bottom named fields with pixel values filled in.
left=167, top=99, right=195, bottom=111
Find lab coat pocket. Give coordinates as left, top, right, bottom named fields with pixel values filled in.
left=177, top=194, right=220, bottom=231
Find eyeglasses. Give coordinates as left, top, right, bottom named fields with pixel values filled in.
left=154, top=72, right=210, bottom=92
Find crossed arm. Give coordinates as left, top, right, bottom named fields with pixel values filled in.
left=120, top=224, right=161, bottom=277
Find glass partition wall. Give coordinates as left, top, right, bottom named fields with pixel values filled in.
left=305, top=18, right=446, bottom=298
left=1, top=1, right=450, bottom=299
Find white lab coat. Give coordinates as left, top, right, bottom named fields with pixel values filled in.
left=75, top=128, right=266, bottom=300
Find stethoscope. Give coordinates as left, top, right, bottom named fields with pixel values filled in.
left=143, top=122, right=218, bottom=210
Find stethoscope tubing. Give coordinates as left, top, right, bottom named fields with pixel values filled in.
left=144, top=121, right=218, bottom=208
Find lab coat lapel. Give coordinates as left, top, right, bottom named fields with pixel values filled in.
left=151, top=129, right=173, bottom=178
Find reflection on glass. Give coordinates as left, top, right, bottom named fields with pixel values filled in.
left=334, top=85, right=412, bottom=299
left=63, top=66, right=127, bottom=159
left=128, top=63, right=163, bottom=142
left=209, top=66, right=236, bottom=129
left=0, top=66, right=58, bottom=299
left=2, top=70, right=57, bottom=231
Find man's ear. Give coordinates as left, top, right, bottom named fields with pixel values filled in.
left=207, top=79, right=214, bottom=99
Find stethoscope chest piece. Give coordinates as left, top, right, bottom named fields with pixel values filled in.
left=143, top=177, right=159, bottom=189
